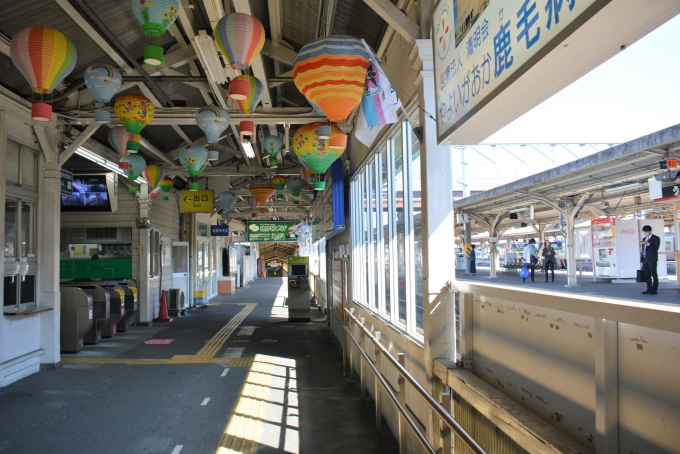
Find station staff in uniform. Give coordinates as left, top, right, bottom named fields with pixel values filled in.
left=640, top=225, right=660, bottom=295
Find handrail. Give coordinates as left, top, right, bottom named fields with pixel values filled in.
left=344, top=307, right=487, bottom=454
left=344, top=327, right=436, bottom=454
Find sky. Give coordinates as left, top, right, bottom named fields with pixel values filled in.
left=484, top=14, right=680, bottom=144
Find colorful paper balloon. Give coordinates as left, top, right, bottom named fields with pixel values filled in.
left=292, top=122, right=345, bottom=190
left=196, top=106, right=230, bottom=143
left=287, top=176, right=304, bottom=198
left=262, top=135, right=283, bottom=168
left=142, top=164, right=164, bottom=198
left=248, top=196, right=259, bottom=210
left=84, top=64, right=122, bottom=123
left=249, top=182, right=276, bottom=204
left=229, top=75, right=263, bottom=114
left=159, top=176, right=174, bottom=200
left=293, top=35, right=370, bottom=122
left=214, top=13, right=265, bottom=70
left=179, top=144, right=208, bottom=190
left=132, top=0, right=179, bottom=65
left=109, top=126, right=134, bottom=159
left=218, top=191, right=238, bottom=211
left=306, top=97, right=326, bottom=117
left=10, top=27, right=77, bottom=122
left=271, top=175, right=288, bottom=191
left=114, top=94, right=155, bottom=153
left=120, top=154, right=146, bottom=193
left=301, top=166, right=315, bottom=184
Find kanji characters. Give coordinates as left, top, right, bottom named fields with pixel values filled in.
left=493, top=20, right=513, bottom=77
left=517, top=0, right=540, bottom=49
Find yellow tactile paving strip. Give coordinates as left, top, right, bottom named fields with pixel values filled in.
left=216, top=355, right=280, bottom=454
left=61, top=303, right=257, bottom=366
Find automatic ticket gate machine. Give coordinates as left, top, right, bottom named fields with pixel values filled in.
left=59, top=287, right=93, bottom=353
left=101, top=286, right=125, bottom=338
left=63, top=285, right=110, bottom=345
left=104, top=283, right=136, bottom=332
left=287, top=256, right=311, bottom=322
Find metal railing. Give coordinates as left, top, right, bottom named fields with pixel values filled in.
left=343, top=307, right=486, bottom=454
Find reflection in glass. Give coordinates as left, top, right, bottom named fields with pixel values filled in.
left=5, top=201, right=16, bottom=258
left=21, top=202, right=34, bottom=257
left=411, top=135, right=424, bottom=334
left=381, top=150, right=390, bottom=317
left=393, top=132, right=407, bottom=326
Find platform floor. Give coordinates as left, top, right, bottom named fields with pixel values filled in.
left=0, top=277, right=398, bottom=454
left=457, top=267, right=680, bottom=305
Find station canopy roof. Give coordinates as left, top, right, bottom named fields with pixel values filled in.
left=453, top=124, right=680, bottom=237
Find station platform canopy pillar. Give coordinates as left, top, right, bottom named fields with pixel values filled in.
left=413, top=38, right=457, bottom=444
left=137, top=184, right=152, bottom=324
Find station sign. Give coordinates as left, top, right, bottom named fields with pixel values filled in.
left=247, top=221, right=298, bottom=242
left=60, top=170, right=73, bottom=196
left=179, top=189, right=214, bottom=213
left=432, top=0, right=604, bottom=144
left=211, top=225, right=229, bottom=236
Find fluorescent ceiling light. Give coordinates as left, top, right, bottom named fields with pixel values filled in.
left=75, top=147, right=148, bottom=185
left=603, top=182, right=641, bottom=193
left=241, top=141, right=255, bottom=159
left=192, top=31, right=227, bottom=85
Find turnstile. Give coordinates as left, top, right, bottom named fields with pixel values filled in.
left=59, top=287, right=93, bottom=353
left=101, top=287, right=125, bottom=338
left=107, top=283, right=137, bottom=332
left=64, top=285, right=110, bottom=345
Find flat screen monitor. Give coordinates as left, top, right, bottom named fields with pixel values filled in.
left=61, top=175, right=112, bottom=212
left=291, top=264, right=307, bottom=276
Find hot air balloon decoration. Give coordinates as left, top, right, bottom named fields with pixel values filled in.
left=218, top=191, right=238, bottom=212
left=10, top=27, right=77, bottom=122
left=271, top=175, right=288, bottom=191
left=196, top=106, right=230, bottom=144
left=214, top=13, right=265, bottom=70
left=120, top=154, right=146, bottom=193
left=84, top=64, right=122, bottom=123
left=249, top=182, right=276, bottom=205
left=292, top=122, right=345, bottom=190
left=158, top=176, right=174, bottom=200
left=142, top=164, right=164, bottom=199
left=132, top=0, right=180, bottom=66
left=262, top=135, right=283, bottom=168
left=179, top=144, right=208, bottom=190
left=287, top=176, right=304, bottom=204
left=114, top=94, right=155, bottom=153
left=109, top=126, right=136, bottom=168
left=249, top=196, right=259, bottom=217
left=299, top=156, right=315, bottom=183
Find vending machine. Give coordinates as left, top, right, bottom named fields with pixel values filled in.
left=592, top=218, right=616, bottom=277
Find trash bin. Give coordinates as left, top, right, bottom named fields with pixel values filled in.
left=63, top=285, right=110, bottom=345
left=59, top=287, right=93, bottom=353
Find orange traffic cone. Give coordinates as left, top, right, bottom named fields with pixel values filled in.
left=153, top=290, right=173, bottom=323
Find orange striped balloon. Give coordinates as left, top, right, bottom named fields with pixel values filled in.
left=293, top=36, right=370, bottom=122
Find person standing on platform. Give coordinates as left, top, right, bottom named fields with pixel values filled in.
left=523, top=239, right=539, bottom=283
left=640, top=225, right=660, bottom=295
left=542, top=240, right=556, bottom=282
left=469, top=245, right=477, bottom=276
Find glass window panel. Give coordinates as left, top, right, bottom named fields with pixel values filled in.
left=370, top=163, right=379, bottom=311
left=381, top=151, right=391, bottom=317
left=173, top=245, right=188, bottom=273
left=20, top=202, right=35, bottom=257
left=5, top=200, right=16, bottom=258
left=393, top=133, right=407, bottom=325
left=6, top=141, right=19, bottom=184
left=21, top=148, right=36, bottom=187
left=4, top=277, right=17, bottom=306
left=411, top=135, right=424, bottom=334
left=21, top=275, right=35, bottom=304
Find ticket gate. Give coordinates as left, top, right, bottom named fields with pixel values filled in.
left=101, top=287, right=124, bottom=338
left=59, top=287, right=93, bottom=353
left=64, top=285, right=110, bottom=345
left=106, top=283, right=137, bottom=332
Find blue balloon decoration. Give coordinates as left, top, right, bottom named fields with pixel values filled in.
left=306, top=96, right=325, bottom=117
left=218, top=191, right=238, bottom=211
left=196, top=106, right=231, bottom=144
left=84, top=64, right=122, bottom=123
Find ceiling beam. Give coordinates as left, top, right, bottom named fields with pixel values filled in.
left=66, top=112, right=323, bottom=127
left=162, top=165, right=302, bottom=176
left=60, top=123, right=101, bottom=166
left=261, top=40, right=298, bottom=66
left=362, top=0, right=419, bottom=44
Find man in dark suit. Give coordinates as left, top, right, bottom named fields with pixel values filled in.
left=641, top=225, right=660, bottom=295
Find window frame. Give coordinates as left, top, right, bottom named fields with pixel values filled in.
left=149, top=229, right=161, bottom=278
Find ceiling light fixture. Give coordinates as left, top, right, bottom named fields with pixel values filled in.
left=192, top=30, right=228, bottom=85
left=75, top=147, right=148, bottom=185
left=241, top=140, right=256, bottom=159
left=603, top=182, right=641, bottom=193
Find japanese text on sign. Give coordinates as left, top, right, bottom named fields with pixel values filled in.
left=247, top=221, right=298, bottom=242
left=433, top=0, right=596, bottom=144
left=179, top=189, right=214, bottom=213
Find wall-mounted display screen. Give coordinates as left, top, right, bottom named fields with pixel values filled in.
left=61, top=175, right=112, bottom=212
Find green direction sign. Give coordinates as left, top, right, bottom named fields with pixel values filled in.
left=247, top=221, right=298, bottom=242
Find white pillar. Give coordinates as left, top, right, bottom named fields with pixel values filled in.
left=36, top=126, right=62, bottom=366
left=595, top=318, right=618, bottom=454
left=138, top=184, right=152, bottom=323
left=0, top=112, right=6, bottom=365
left=414, top=39, right=457, bottom=445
